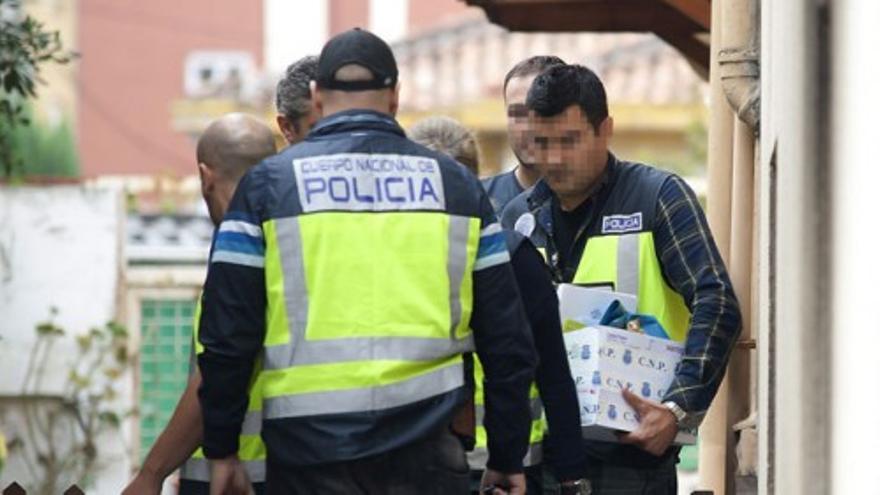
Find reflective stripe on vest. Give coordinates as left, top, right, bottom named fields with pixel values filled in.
left=262, top=356, right=466, bottom=418
left=572, top=232, right=691, bottom=342
left=182, top=299, right=267, bottom=482
left=260, top=211, right=479, bottom=419
left=469, top=356, right=546, bottom=468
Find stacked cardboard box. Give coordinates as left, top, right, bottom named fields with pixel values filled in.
left=558, top=284, right=696, bottom=444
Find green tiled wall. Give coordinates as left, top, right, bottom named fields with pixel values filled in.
left=139, top=299, right=195, bottom=461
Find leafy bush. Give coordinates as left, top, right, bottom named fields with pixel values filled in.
left=1, top=0, right=76, bottom=177
left=5, top=308, right=132, bottom=494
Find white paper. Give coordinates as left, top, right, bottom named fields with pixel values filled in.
left=557, top=284, right=638, bottom=326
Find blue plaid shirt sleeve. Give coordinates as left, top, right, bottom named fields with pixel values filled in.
left=653, top=175, right=742, bottom=427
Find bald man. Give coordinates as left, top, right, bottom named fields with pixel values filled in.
left=122, top=113, right=276, bottom=495
left=197, top=113, right=277, bottom=225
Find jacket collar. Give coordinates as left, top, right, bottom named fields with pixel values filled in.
left=522, top=153, right=619, bottom=249
left=309, top=109, right=405, bottom=138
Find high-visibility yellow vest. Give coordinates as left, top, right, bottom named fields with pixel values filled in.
left=179, top=300, right=267, bottom=483
left=468, top=356, right=545, bottom=469
left=258, top=211, right=479, bottom=429
left=572, top=231, right=691, bottom=343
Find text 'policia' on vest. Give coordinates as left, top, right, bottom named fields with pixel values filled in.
left=297, top=153, right=443, bottom=206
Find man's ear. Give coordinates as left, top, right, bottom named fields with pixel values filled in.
left=308, top=100, right=322, bottom=126
left=310, top=81, right=323, bottom=115
left=388, top=82, right=401, bottom=117
left=276, top=115, right=297, bottom=144
left=197, top=162, right=214, bottom=196
left=600, top=116, right=614, bottom=139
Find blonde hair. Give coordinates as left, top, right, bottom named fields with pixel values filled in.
left=409, top=116, right=480, bottom=174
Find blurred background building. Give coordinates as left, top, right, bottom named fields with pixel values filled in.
left=76, top=0, right=263, bottom=179
left=7, top=0, right=877, bottom=493
left=2, top=0, right=709, bottom=493
left=21, top=0, right=709, bottom=203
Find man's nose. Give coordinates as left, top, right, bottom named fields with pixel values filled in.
left=546, top=145, right=564, bottom=164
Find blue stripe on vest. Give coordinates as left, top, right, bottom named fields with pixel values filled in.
left=477, top=231, right=507, bottom=259
left=214, top=232, right=264, bottom=256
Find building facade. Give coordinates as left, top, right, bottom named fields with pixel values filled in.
left=76, top=0, right=263, bottom=178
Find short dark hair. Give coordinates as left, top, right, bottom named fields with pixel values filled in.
left=503, top=55, right=566, bottom=94
left=526, top=64, right=608, bottom=134
left=275, top=56, right=318, bottom=131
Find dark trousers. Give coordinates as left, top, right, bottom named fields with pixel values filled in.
left=266, top=427, right=470, bottom=495
left=178, top=480, right=265, bottom=495
left=545, top=455, right=677, bottom=495
left=586, top=457, right=677, bottom=495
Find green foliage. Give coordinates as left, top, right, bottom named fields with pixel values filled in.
left=630, top=118, right=709, bottom=181
left=1, top=103, right=79, bottom=178
left=0, top=0, right=76, bottom=177
left=35, top=320, right=64, bottom=336
left=684, top=118, right=708, bottom=174
left=8, top=310, right=133, bottom=494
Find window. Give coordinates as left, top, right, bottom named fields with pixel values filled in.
left=182, top=50, right=256, bottom=99
left=139, top=299, right=196, bottom=461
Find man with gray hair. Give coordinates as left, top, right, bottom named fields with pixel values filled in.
left=275, top=55, right=319, bottom=144
left=121, top=113, right=276, bottom=495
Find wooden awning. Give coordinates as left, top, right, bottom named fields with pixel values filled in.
left=464, top=0, right=710, bottom=76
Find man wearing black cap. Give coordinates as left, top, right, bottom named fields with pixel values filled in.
left=197, top=28, right=537, bottom=495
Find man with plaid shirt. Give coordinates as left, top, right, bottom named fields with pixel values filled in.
left=501, top=64, right=742, bottom=494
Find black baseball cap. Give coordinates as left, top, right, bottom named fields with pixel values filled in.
left=316, top=28, right=398, bottom=91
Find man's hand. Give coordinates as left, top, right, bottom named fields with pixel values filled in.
left=121, top=469, right=162, bottom=495
left=617, top=388, right=678, bottom=456
left=209, top=456, right=254, bottom=495
left=480, top=469, right=527, bottom=495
